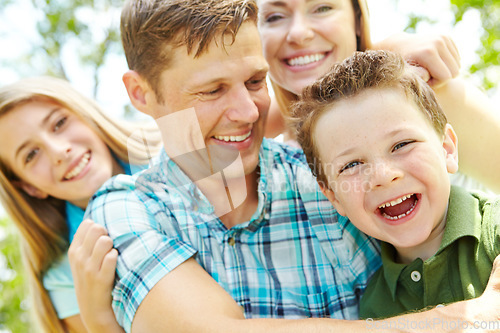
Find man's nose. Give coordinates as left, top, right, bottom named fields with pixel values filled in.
left=225, top=86, right=260, bottom=124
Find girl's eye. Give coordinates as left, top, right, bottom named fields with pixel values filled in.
left=25, top=148, right=39, bottom=164
left=339, top=161, right=362, bottom=174
left=54, top=117, right=67, bottom=131
left=315, top=5, right=333, bottom=13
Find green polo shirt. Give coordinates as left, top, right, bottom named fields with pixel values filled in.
left=360, top=186, right=500, bottom=319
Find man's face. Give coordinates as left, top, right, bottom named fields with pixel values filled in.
left=146, top=22, right=270, bottom=180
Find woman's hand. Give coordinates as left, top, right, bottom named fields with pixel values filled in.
left=68, top=219, right=124, bottom=333
left=374, top=32, right=461, bottom=87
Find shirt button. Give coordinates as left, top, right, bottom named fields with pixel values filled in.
left=411, top=270, right=421, bottom=282
left=228, top=237, right=236, bottom=246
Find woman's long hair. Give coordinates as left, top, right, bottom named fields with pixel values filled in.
left=0, top=76, right=162, bottom=332
left=272, top=0, right=372, bottom=117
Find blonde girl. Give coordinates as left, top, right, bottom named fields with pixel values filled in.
left=0, top=76, right=161, bottom=332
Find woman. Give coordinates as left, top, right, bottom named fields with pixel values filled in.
left=0, top=76, right=162, bottom=332
left=258, top=0, right=500, bottom=192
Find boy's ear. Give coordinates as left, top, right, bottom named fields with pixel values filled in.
left=122, top=70, right=155, bottom=116
left=12, top=180, right=48, bottom=199
left=442, top=123, right=459, bottom=174
left=318, top=180, right=346, bottom=217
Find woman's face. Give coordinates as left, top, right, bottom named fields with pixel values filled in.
left=0, top=99, right=121, bottom=208
left=258, top=0, right=359, bottom=95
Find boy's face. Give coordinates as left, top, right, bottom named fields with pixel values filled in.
left=316, top=87, right=458, bottom=252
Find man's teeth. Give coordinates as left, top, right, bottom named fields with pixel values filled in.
left=214, top=131, right=251, bottom=142
left=378, top=194, right=413, bottom=209
left=288, top=53, right=325, bottom=66
left=64, top=153, right=90, bottom=180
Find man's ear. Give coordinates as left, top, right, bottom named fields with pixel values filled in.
left=12, top=180, right=48, bottom=199
left=442, top=123, right=459, bottom=174
left=122, top=70, right=155, bottom=116
left=318, top=180, right=346, bottom=217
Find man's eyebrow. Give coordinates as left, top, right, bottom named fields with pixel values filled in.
left=14, top=107, right=60, bottom=160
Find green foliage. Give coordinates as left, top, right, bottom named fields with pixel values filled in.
left=0, top=217, right=31, bottom=333
left=450, top=0, right=500, bottom=90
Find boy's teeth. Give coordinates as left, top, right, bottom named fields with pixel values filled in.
left=214, top=131, right=251, bottom=142
left=378, top=194, right=413, bottom=209
left=288, top=53, right=325, bottom=66
left=64, top=153, right=90, bottom=180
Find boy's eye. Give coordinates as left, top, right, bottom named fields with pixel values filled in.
left=339, top=161, right=362, bottom=174
left=393, top=140, right=414, bottom=152
left=25, top=148, right=39, bottom=164
left=54, top=116, right=67, bottom=131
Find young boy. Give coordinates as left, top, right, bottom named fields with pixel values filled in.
left=292, top=50, right=500, bottom=319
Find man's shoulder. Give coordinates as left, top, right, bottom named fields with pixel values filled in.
left=261, top=138, right=308, bottom=168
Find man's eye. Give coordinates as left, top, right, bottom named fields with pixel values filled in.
left=246, top=78, right=266, bottom=90
left=25, top=148, right=39, bottom=164
left=339, top=161, right=362, bottom=174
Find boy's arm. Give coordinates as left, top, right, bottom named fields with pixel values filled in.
left=132, top=255, right=500, bottom=333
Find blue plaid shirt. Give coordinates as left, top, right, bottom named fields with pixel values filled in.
left=86, top=138, right=381, bottom=332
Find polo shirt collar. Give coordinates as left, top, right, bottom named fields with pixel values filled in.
left=381, top=185, right=481, bottom=300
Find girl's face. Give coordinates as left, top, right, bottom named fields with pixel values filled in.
left=0, top=100, right=121, bottom=209
left=258, top=0, right=359, bottom=95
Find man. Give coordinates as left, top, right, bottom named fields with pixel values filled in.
left=75, top=0, right=500, bottom=332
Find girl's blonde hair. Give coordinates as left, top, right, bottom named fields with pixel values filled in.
left=272, top=0, right=372, bottom=117
left=0, top=76, right=162, bottom=332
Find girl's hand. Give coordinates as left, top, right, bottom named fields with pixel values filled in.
left=68, top=219, right=124, bottom=333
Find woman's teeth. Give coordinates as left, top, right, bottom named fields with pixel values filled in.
left=287, top=53, right=325, bottom=66
left=64, top=152, right=90, bottom=180
left=214, top=131, right=251, bottom=142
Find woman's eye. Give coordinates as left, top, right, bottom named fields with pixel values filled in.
left=25, top=148, right=39, bottom=164
left=54, top=117, right=67, bottom=131
left=265, top=13, right=284, bottom=23
left=340, top=161, right=362, bottom=174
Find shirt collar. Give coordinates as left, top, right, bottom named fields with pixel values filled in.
left=381, top=185, right=482, bottom=300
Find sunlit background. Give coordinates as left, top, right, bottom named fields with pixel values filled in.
left=0, top=0, right=498, bottom=331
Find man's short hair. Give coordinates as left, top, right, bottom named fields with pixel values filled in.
left=121, top=0, right=258, bottom=102
left=292, top=50, right=447, bottom=186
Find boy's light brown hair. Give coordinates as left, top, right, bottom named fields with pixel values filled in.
left=292, top=50, right=448, bottom=186
left=121, top=0, right=258, bottom=102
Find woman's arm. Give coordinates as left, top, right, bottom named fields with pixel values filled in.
left=433, top=78, right=500, bottom=193
left=68, top=220, right=125, bottom=333
left=372, top=32, right=461, bottom=87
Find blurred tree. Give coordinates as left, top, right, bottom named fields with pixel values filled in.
left=0, top=0, right=123, bottom=98
left=450, top=0, right=500, bottom=90
left=0, top=217, right=31, bottom=332
left=399, top=0, right=500, bottom=91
